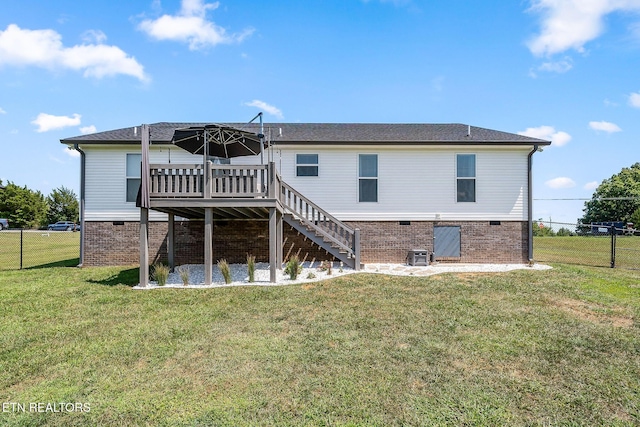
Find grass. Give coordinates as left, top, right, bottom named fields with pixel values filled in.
left=0, top=264, right=639, bottom=426
left=534, top=235, right=640, bottom=269
left=0, top=230, right=79, bottom=270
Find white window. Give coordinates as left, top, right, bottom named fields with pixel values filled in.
left=456, top=154, right=476, bottom=203
left=126, top=153, right=142, bottom=203
left=296, top=154, right=318, bottom=176
left=359, top=154, right=378, bottom=202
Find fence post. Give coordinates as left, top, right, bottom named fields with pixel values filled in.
left=20, top=229, right=23, bottom=270
left=610, top=225, right=616, bottom=268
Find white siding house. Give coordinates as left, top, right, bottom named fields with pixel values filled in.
left=272, top=146, right=529, bottom=221
left=62, top=122, right=549, bottom=268
left=83, top=145, right=201, bottom=221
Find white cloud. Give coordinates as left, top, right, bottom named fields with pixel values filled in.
left=65, top=147, right=81, bottom=158
left=629, top=92, right=640, bottom=108
left=32, top=113, right=81, bottom=133
left=518, top=125, right=572, bottom=147
left=79, top=125, right=97, bottom=135
left=584, top=181, right=599, bottom=190
left=527, top=0, right=640, bottom=56
left=589, top=120, right=622, bottom=133
left=138, top=0, right=254, bottom=50
left=0, top=107, right=6, bottom=114
left=546, top=176, right=576, bottom=189
left=0, top=24, right=148, bottom=81
left=81, top=29, right=107, bottom=44
left=244, top=100, right=284, bottom=119
left=537, top=57, right=573, bottom=73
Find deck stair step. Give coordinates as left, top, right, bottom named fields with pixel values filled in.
left=280, top=180, right=361, bottom=270
left=283, top=214, right=355, bottom=268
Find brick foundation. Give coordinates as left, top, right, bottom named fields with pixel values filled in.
left=346, top=220, right=528, bottom=264
left=83, top=219, right=529, bottom=267
left=83, top=220, right=336, bottom=267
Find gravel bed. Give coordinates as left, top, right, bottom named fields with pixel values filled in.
left=133, top=261, right=551, bottom=289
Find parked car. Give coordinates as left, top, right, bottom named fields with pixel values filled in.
left=0, top=218, right=8, bottom=230
left=48, top=221, right=77, bottom=231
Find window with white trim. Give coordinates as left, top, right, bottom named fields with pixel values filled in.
left=456, top=154, right=476, bottom=202
left=359, top=154, right=378, bottom=202
left=296, top=154, right=318, bottom=176
left=126, top=153, right=141, bottom=203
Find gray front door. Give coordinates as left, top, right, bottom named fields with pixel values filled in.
left=434, top=226, right=461, bottom=258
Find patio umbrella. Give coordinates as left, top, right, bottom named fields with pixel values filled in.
left=172, top=124, right=263, bottom=158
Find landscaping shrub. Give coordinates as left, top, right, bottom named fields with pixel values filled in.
left=151, top=263, right=170, bottom=286
left=176, top=265, right=190, bottom=286
left=247, top=254, right=256, bottom=283
left=217, top=259, right=232, bottom=284
left=284, top=255, right=302, bottom=280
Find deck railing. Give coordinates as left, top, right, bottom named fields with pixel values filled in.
left=149, top=163, right=269, bottom=198
left=149, top=162, right=360, bottom=266
left=280, top=181, right=357, bottom=259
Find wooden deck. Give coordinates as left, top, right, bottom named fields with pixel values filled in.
left=139, top=162, right=360, bottom=286
left=149, top=162, right=282, bottom=220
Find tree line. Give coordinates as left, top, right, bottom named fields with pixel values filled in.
left=0, top=181, right=79, bottom=229
left=579, top=162, right=640, bottom=227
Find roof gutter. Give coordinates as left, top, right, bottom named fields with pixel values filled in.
left=528, top=144, right=540, bottom=263
left=73, top=144, right=85, bottom=267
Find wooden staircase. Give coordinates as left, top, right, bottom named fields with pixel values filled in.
left=280, top=181, right=361, bottom=270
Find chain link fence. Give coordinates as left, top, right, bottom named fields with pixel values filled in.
left=533, top=221, right=640, bottom=270
left=0, top=229, right=80, bottom=270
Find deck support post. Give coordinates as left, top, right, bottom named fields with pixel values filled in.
left=168, top=213, right=175, bottom=271
left=204, top=208, right=213, bottom=286
left=139, top=208, right=149, bottom=286
left=354, top=228, right=361, bottom=271
left=276, top=210, right=283, bottom=267
left=269, top=207, right=277, bottom=283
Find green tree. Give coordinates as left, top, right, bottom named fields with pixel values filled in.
left=0, top=182, right=49, bottom=229
left=580, top=162, right=640, bottom=224
left=533, top=220, right=555, bottom=236
left=556, top=227, right=572, bottom=236
left=46, top=186, right=79, bottom=225
left=630, top=207, right=640, bottom=228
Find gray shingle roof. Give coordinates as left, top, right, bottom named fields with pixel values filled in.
left=61, top=122, right=550, bottom=146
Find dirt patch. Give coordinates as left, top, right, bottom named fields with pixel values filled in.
left=549, top=297, right=633, bottom=328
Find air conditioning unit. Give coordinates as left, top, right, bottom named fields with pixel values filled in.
left=407, top=249, right=429, bottom=266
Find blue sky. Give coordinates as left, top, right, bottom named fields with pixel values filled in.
left=1, top=0, right=640, bottom=224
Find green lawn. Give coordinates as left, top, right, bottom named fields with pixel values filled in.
left=534, top=235, right=640, bottom=269
left=0, top=265, right=639, bottom=426
left=0, top=230, right=79, bottom=270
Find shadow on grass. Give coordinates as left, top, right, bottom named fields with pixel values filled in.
left=88, top=267, right=140, bottom=287
left=25, top=258, right=80, bottom=269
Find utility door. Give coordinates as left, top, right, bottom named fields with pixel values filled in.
left=433, top=226, right=461, bottom=258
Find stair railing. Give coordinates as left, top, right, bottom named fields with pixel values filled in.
left=280, top=181, right=359, bottom=262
